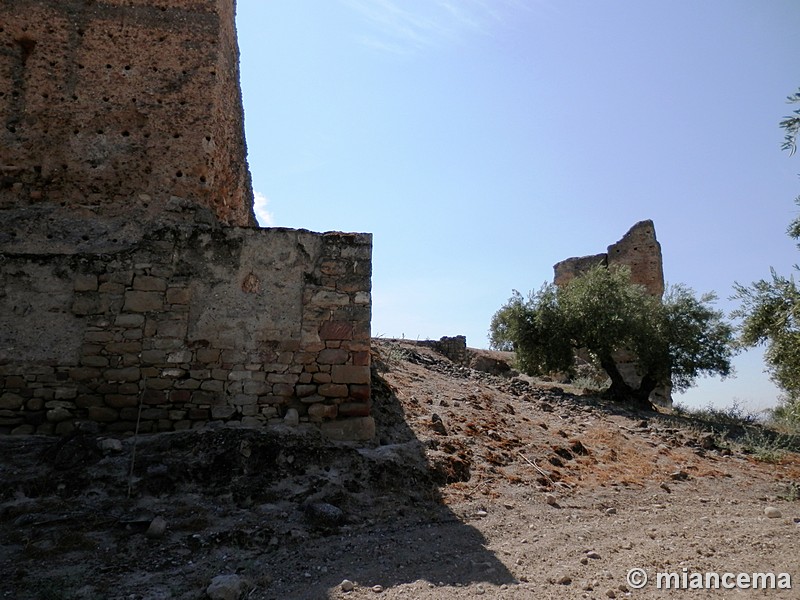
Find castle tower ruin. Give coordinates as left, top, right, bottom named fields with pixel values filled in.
left=0, top=1, right=374, bottom=439
left=553, top=220, right=672, bottom=407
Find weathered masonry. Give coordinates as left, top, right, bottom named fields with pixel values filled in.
left=553, top=220, right=672, bottom=407
left=0, top=1, right=374, bottom=439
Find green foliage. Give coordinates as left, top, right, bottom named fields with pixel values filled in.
left=732, top=270, right=800, bottom=401
left=733, top=88, right=800, bottom=421
left=780, top=88, right=800, bottom=156
left=490, top=265, right=735, bottom=405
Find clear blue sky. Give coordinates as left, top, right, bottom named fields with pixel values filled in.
left=235, top=0, right=800, bottom=413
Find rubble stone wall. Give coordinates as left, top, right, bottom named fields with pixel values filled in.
left=0, top=0, right=254, bottom=226
left=0, top=224, right=374, bottom=439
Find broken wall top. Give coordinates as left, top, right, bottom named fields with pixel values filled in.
left=0, top=0, right=254, bottom=227
left=553, top=220, right=664, bottom=297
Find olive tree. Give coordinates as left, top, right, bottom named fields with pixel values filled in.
left=733, top=88, right=800, bottom=418
left=490, top=266, right=735, bottom=408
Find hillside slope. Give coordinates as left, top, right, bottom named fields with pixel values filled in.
left=1, top=339, right=799, bottom=599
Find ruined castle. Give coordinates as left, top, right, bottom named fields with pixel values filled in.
left=553, top=220, right=672, bottom=406
left=0, top=0, right=374, bottom=439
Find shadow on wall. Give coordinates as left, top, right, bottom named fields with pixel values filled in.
left=0, top=361, right=514, bottom=599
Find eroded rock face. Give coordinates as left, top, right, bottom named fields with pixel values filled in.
left=553, top=220, right=671, bottom=407
left=0, top=0, right=254, bottom=227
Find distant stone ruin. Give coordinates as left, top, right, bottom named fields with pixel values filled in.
left=553, top=220, right=672, bottom=406
left=0, top=1, right=374, bottom=439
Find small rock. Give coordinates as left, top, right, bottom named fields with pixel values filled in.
left=700, top=434, right=716, bottom=450
left=580, top=557, right=588, bottom=565
left=475, top=509, right=488, bottom=518
left=341, top=580, right=355, bottom=592
left=765, top=506, right=782, bottom=519
left=606, top=589, right=617, bottom=598
left=670, top=470, right=689, bottom=481
left=586, top=551, right=601, bottom=560
left=372, top=585, right=384, bottom=593
left=98, top=438, right=123, bottom=453
left=145, top=516, right=168, bottom=539
left=284, top=408, right=299, bottom=427
left=660, top=482, right=671, bottom=493
left=305, top=502, right=344, bottom=528
left=207, top=574, right=244, bottom=600
left=605, top=507, right=617, bottom=515
left=557, top=575, right=572, bottom=585
left=545, top=494, right=558, bottom=506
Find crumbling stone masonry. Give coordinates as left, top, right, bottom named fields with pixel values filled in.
left=0, top=1, right=374, bottom=439
left=553, top=220, right=671, bottom=407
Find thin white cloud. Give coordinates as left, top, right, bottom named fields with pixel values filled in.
left=253, top=190, right=275, bottom=227
left=341, top=0, right=531, bottom=53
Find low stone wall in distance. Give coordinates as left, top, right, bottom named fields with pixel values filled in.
left=0, top=222, right=373, bottom=440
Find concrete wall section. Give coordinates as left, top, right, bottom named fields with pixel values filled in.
left=0, top=224, right=373, bottom=439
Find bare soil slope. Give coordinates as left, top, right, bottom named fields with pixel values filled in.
left=2, top=339, right=799, bottom=599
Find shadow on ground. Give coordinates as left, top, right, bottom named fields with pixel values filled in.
left=0, top=364, right=515, bottom=599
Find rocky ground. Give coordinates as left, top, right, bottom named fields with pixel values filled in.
left=2, top=339, right=800, bottom=599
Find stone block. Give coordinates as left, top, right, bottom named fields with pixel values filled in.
left=124, top=291, right=164, bottom=312
left=27, top=397, right=46, bottom=410
left=267, top=373, right=298, bottom=385
left=71, top=294, right=102, bottom=315
left=115, top=314, right=146, bottom=328
left=98, top=282, right=126, bottom=294
left=272, top=383, right=294, bottom=397
left=169, top=390, right=192, bottom=404
left=69, top=368, right=102, bottom=381
left=133, top=275, right=167, bottom=292
left=349, top=384, right=371, bottom=402
left=212, top=406, right=237, bottom=419
left=243, top=381, right=270, bottom=395
left=307, top=403, right=338, bottom=421
left=88, top=407, right=119, bottom=422
left=168, top=350, right=193, bottom=364
left=317, top=348, right=349, bottom=365
left=142, top=390, right=166, bottom=405
left=331, top=365, right=371, bottom=385
left=166, top=287, right=192, bottom=304
left=106, top=341, right=143, bottom=355
left=295, top=384, right=317, bottom=398
left=200, top=380, right=225, bottom=392
left=46, top=407, right=73, bottom=423
left=74, top=274, right=98, bottom=292
left=196, top=348, right=221, bottom=364
left=313, top=373, right=332, bottom=384
left=0, top=393, right=24, bottom=410
left=104, top=367, right=140, bottom=382
left=106, top=395, right=139, bottom=409
left=319, top=321, right=354, bottom=341
left=352, top=351, right=370, bottom=367
left=320, top=416, right=375, bottom=441
left=81, top=356, right=109, bottom=368
left=338, top=401, right=371, bottom=418
left=319, top=383, right=348, bottom=398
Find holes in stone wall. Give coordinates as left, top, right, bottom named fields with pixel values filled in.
left=175, top=171, right=183, bottom=178
left=121, top=131, right=130, bottom=137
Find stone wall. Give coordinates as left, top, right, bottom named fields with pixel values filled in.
left=0, top=0, right=254, bottom=226
left=0, top=222, right=374, bottom=440
left=416, top=336, right=469, bottom=365
left=0, top=0, right=375, bottom=439
left=553, top=220, right=671, bottom=406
